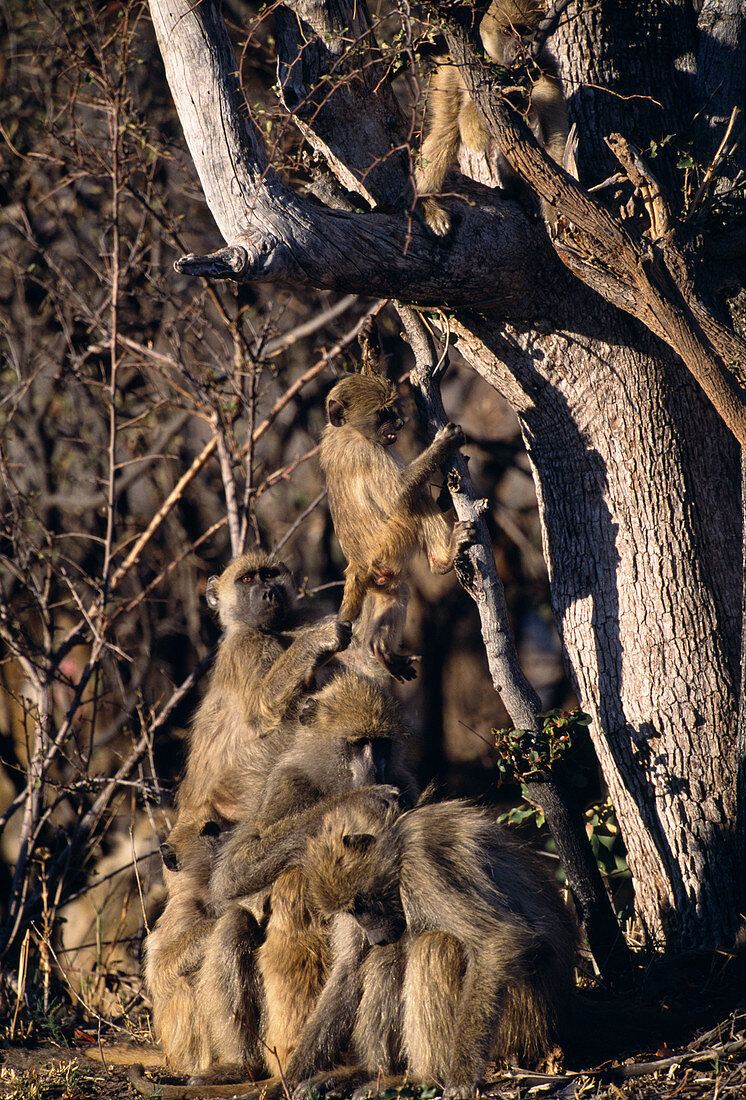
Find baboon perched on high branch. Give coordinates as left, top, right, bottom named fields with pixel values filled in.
left=416, top=0, right=568, bottom=235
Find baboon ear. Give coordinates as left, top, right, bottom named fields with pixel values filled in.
left=298, top=696, right=318, bottom=725
left=342, top=833, right=377, bottom=853
left=327, top=397, right=346, bottom=427
left=201, top=820, right=221, bottom=838
left=205, top=576, right=220, bottom=611
left=160, top=842, right=180, bottom=872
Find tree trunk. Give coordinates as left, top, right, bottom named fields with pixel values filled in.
left=452, top=307, right=741, bottom=948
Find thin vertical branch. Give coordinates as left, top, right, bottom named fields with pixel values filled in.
left=215, top=414, right=242, bottom=556
left=236, top=312, right=259, bottom=558
left=101, top=8, right=127, bottom=600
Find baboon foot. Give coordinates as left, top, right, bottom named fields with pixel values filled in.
left=419, top=197, right=452, bottom=238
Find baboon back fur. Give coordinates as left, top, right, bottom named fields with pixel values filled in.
left=258, top=868, right=330, bottom=1072
left=299, top=797, right=578, bottom=1091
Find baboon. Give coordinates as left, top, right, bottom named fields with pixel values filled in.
left=145, top=817, right=266, bottom=1080
left=320, top=374, right=475, bottom=680
left=178, top=550, right=351, bottom=826
left=285, top=796, right=578, bottom=1095
left=257, top=868, right=330, bottom=1072
left=416, top=0, right=568, bottom=236
left=257, top=670, right=418, bottom=829
left=209, top=670, right=417, bottom=907
left=144, top=818, right=223, bottom=1075
left=201, top=673, right=413, bottom=1078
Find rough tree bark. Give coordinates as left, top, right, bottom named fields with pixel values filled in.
left=147, top=0, right=744, bottom=951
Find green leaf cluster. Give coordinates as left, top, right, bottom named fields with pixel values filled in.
left=493, top=707, right=591, bottom=785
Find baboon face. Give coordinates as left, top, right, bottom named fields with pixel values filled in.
left=342, top=736, right=394, bottom=787
left=481, top=0, right=544, bottom=66
left=298, top=673, right=405, bottom=789
left=325, top=375, right=404, bottom=448
left=206, top=553, right=294, bottom=632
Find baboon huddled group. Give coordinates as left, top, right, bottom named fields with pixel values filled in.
left=143, top=368, right=578, bottom=1099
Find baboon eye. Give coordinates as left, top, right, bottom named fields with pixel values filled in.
left=259, top=567, right=279, bottom=581
left=239, top=572, right=255, bottom=584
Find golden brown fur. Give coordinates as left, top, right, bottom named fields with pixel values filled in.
left=258, top=868, right=331, bottom=1072
left=320, top=375, right=474, bottom=680
left=178, top=551, right=350, bottom=826
left=416, top=0, right=568, bottom=235
left=288, top=797, right=578, bottom=1095
left=144, top=818, right=222, bottom=1075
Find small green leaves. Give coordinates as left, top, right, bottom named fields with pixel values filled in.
left=493, top=707, right=591, bottom=785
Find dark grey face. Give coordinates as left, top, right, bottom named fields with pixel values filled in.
left=234, top=564, right=291, bottom=631
left=495, top=22, right=534, bottom=65
left=374, top=405, right=404, bottom=448
left=344, top=737, right=392, bottom=787
left=351, top=889, right=407, bottom=946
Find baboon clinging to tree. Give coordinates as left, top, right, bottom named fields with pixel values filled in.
left=320, top=374, right=475, bottom=680
left=178, top=550, right=351, bottom=826
left=416, top=0, right=568, bottom=235
left=284, top=795, right=578, bottom=1095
